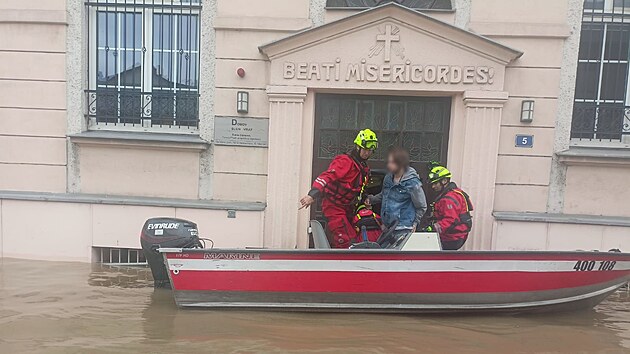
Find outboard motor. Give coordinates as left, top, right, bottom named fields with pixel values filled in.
left=140, top=217, right=201, bottom=288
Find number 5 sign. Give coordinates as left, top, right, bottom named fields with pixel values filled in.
left=515, top=134, right=534, bottom=148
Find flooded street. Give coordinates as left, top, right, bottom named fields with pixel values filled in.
left=1, top=258, right=630, bottom=353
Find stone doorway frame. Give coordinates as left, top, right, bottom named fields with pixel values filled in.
left=259, top=3, right=521, bottom=249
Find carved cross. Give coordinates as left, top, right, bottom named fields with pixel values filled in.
left=376, top=24, right=400, bottom=62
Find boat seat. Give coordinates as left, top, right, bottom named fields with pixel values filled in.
left=309, top=220, right=331, bottom=249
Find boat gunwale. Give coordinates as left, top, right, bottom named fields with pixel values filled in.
left=159, top=247, right=630, bottom=258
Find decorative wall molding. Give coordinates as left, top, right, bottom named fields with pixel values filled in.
left=264, top=85, right=308, bottom=248
left=266, top=85, right=308, bottom=102
left=460, top=93, right=507, bottom=250
left=463, top=90, right=509, bottom=108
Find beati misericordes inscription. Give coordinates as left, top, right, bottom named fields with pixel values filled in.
left=282, top=23, right=495, bottom=85
left=283, top=60, right=495, bottom=84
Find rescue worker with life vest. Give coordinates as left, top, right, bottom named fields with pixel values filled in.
left=423, top=163, right=474, bottom=250
left=299, top=129, right=377, bottom=248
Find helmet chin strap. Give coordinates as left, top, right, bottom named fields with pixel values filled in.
left=353, top=146, right=369, bottom=161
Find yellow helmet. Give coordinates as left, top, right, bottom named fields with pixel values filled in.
left=354, top=129, right=378, bottom=150
left=428, top=163, right=452, bottom=184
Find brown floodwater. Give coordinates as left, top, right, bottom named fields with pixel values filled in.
left=1, top=258, right=630, bottom=353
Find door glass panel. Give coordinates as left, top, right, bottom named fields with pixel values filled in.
left=312, top=94, right=451, bottom=240
left=339, top=99, right=358, bottom=129
left=315, top=94, right=450, bottom=168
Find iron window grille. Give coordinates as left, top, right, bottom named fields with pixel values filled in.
left=571, top=0, right=630, bottom=143
left=94, top=247, right=147, bottom=265
left=325, top=0, right=452, bottom=10
left=85, top=0, right=201, bottom=131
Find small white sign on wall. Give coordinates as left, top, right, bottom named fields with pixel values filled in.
left=214, top=117, right=269, bottom=147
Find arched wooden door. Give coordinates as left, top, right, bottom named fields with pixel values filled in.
left=311, top=93, right=451, bottom=231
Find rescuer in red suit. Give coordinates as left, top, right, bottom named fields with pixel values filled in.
left=423, top=163, right=474, bottom=250
left=299, top=129, right=378, bottom=248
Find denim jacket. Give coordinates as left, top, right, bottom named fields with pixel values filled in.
left=369, top=167, right=427, bottom=230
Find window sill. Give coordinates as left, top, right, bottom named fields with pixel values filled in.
left=69, top=131, right=210, bottom=152
left=493, top=211, right=630, bottom=228
left=0, top=190, right=265, bottom=211
left=557, top=146, right=630, bottom=167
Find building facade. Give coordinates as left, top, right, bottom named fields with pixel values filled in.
left=0, top=0, right=629, bottom=262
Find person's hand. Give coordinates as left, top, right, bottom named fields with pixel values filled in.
left=299, top=195, right=315, bottom=210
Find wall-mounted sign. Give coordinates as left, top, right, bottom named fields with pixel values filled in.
left=281, top=24, right=495, bottom=85
left=515, top=134, right=534, bottom=148
left=214, top=117, right=269, bottom=147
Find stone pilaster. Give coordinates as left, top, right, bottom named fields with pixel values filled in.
left=264, top=85, right=308, bottom=248
left=460, top=91, right=508, bottom=250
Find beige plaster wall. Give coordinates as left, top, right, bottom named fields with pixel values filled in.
left=213, top=0, right=313, bottom=203
left=470, top=0, right=568, bottom=24
left=218, top=0, right=310, bottom=18
left=78, top=146, right=200, bottom=199
left=564, top=165, right=630, bottom=218
left=0, top=2, right=68, bottom=193
left=495, top=220, right=629, bottom=252
left=477, top=7, right=566, bottom=216
left=0, top=199, right=264, bottom=262
left=1, top=200, right=92, bottom=262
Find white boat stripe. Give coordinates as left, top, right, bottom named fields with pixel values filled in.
left=167, top=259, right=630, bottom=273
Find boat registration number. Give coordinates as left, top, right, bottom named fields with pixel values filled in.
left=573, top=260, right=616, bottom=272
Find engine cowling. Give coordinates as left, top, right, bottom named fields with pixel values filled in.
left=140, top=217, right=200, bottom=288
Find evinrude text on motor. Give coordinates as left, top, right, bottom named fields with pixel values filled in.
left=140, top=217, right=201, bottom=288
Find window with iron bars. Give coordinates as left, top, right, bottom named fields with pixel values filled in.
left=572, top=0, right=630, bottom=143
left=85, top=0, right=201, bottom=131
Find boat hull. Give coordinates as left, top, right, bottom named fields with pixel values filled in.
left=161, top=249, right=630, bottom=314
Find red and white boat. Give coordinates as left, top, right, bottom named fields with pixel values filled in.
left=158, top=248, right=630, bottom=313
left=140, top=217, right=630, bottom=313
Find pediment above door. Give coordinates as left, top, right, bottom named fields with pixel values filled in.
left=260, top=3, right=522, bottom=92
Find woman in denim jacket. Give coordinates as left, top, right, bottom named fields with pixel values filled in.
left=366, top=147, right=427, bottom=236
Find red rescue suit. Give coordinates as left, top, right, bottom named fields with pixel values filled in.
left=432, top=182, right=474, bottom=243
left=311, top=153, right=370, bottom=248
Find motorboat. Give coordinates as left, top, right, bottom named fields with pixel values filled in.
left=141, top=217, right=630, bottom=314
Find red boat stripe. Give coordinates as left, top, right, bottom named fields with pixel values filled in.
left=166, top=259, right=630, bottom=272
left=169, top=270, right=630, bottom=293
